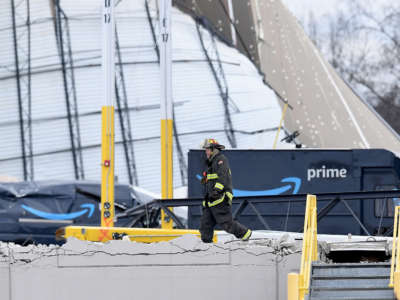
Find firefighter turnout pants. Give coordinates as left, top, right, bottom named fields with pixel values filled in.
left=200, top=198, right=250, bottom=243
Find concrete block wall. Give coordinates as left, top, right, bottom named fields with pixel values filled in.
left=0, top=235, right=301, bottom=300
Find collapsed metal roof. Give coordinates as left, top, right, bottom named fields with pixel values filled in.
left=179, top=0, right=400, bottom=153
left=0, top=0, right=290, bottom=192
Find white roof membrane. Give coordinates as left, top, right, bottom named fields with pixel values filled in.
left=0, top=0, right=290, bottom=192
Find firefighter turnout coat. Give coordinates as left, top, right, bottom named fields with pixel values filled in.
left=200, top=151, right=250, bottom=243
left=203, top=151, right=233, bottom=208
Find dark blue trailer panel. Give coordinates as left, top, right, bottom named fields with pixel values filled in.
left=188, top=149, right=400, bottom=235
left=0, top=181, right=139, bottom=244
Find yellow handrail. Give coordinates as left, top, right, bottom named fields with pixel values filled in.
left=288, top=194, right=318, bottom=300
left=389, top=206, right=400, bottom=298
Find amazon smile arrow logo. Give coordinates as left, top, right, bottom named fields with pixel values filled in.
left=196, top=175, right=301, bottom=196
left=21, top=203, right=95, bottom=220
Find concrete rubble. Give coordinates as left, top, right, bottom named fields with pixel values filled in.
left=0, top=234, right=302, bottom=300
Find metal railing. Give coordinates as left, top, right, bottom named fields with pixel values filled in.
left=288, top=194, right=318, bottom=300
left=116, top=190, right=400, bottom=236
left=389, top=206, right=400, bottom=299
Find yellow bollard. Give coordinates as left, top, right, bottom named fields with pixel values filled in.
left=395, top=271, right=400, bottom=296
left=288, top=273, right=299, bottom=300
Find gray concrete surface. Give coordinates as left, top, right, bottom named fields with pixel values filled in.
left=0, top=234, right=301, bottom=300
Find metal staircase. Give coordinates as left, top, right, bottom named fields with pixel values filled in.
left=287, top=195, right=399, bottom=300
left=308, top=262, right=394, bottom=300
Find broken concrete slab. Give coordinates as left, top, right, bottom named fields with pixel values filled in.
left=0, top=234, right=302, bottom=300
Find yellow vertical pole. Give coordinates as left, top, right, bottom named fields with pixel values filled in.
left=101, top=0, right=115, bottom=228
left=160, top=0, right=173, bottom=229
left=287, top=273, right=299, bottom=300
left=161, top=119, right=173, bottom=228
left=312, top=196, right=318, bottom=261
left=101, top=107, right=115, bottom=227
left=300, top=195, right=311, bottom=273
left=273, top=102, right=289, bottom=149
left=396, top=212, right=400, bottom=282
left=395, top=271, right=399, bottom=296
left=390, top=206, right=399, bottom=287
left=299, top=195, right=310, bottom=299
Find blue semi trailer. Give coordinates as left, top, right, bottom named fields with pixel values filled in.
left=0, top=181, right=141, bottom=244
left=187, top=149, right=400, bottom=236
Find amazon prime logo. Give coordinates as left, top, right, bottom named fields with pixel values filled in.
left=196, top=175, right=301, bottom=196
left=21, top=203, right=95, bottom=220
left=307, top=165, right=347, bottom=181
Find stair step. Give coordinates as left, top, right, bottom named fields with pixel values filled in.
left=310, top=296, right=395, bottom=299
left=309, top=288, right=395, bottom=299
left=313, top=263, right=391, bottom=268
left=310, top=298, right=394, bottom=300
left=313, top=275, right=389, bottom=280
left=309, top=263, right=394, bottom=299
left=312, top=287, right=393, bottom=291
left=312, top=277, right=390, bottom=289
left=313, top=264, right=391, bottom=277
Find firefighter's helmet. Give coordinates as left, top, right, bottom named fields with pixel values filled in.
left=201, top=138, right=225, bottom=150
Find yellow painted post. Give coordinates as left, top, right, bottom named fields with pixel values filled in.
left=160, top=0, right=174, bottom=229
left=306, top=209, right=317, bottom=293
left=100, top=0, right=115, bottom=228
left=395, top=271, right=400, bottom=296
left=312, top=196, right=318, bottom=261
left=299, top=195, right=311, bottom=299
left=396, top=214, right=400, bottom=287
left=305, top=230, right=310, bottom=294
left=313, top=210, right=318, bottom=261
left=390, top=207, right=398, bottom=286
left=298, top=194, right=318, bottom=299
left=288, top=273, right=299, bottom=300
left=300, top=196, right=311, bottom=273
left=101, top=106, right=115, bottom=227
left=161, top=119, right=174, bottom=229
left=395, top=207, right=400, bottom=293
left=390, top=206, right=400, bottom=287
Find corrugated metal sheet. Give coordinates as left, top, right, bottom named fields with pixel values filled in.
left=0, top=159, right=24, bottom=180
left=251, top=0, right=400, bottom=152
left=0, top=0, right=289, bottom=192
left=181, top=0, right=400, bottom=154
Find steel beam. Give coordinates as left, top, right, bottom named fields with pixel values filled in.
left=114, top=26, right=139, bottom=186
left=54, top=0, right=84, bottom=179
left=196, top=19, right=237, bottom=148
left=11, top=0, right=34, bottom=181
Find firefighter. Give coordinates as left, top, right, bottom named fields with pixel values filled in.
left=199, top=138, right=252, bottom=243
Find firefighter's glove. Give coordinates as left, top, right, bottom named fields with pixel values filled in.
left=201, top=172, right=207, bottom=184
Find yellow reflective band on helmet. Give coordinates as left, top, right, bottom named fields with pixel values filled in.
left=208, top=193, right=225, bottom=207
left=207, top=173, right=218, bottom=180
left=242, top=229, right=251, bottom=240
left=214, top=182, right=224, bottom=190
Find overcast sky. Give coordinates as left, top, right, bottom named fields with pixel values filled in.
left=282, top=0, right=343, bottom=19
left=281, top=0, right=392, bottom=24
left=280, top=0, right=347, bottom=36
